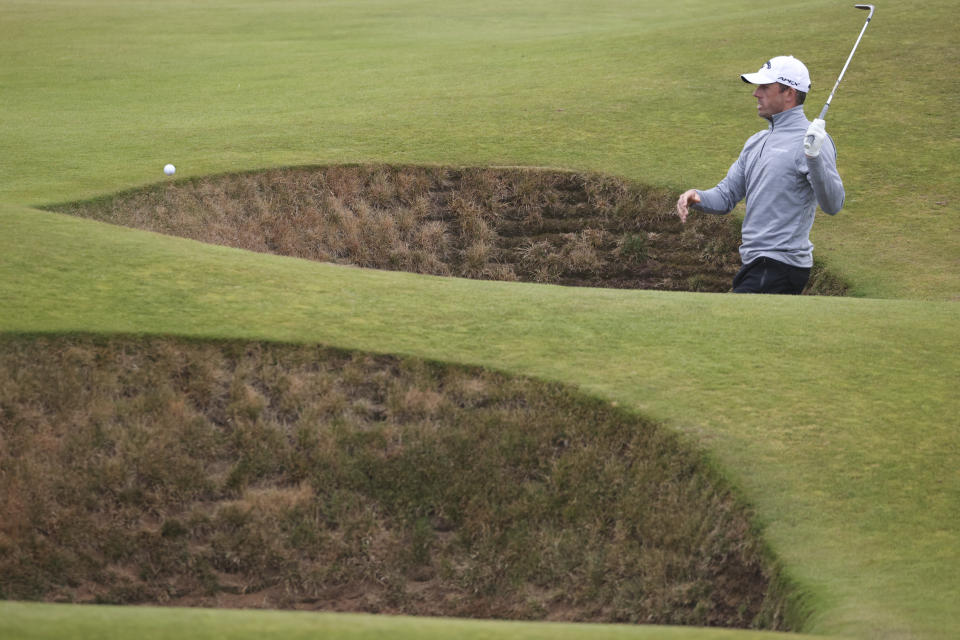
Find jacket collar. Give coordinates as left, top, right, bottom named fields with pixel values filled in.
left=768, top=105, right=807, bottom=129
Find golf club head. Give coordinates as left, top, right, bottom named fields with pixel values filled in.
left=855, top=4, right=875, bottom=19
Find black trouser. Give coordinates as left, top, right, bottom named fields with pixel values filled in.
left=732, top=257, right=810, bottom=294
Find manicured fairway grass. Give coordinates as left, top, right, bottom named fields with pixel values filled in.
left=1, top=1, right=958, bottom=640
left=2, top=0, right=956, bottom=299
left=0, top=602, right=827, bottom=640
left=2, top=206, right=958, bottom=640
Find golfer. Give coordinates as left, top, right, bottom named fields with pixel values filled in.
left=676, top=55, right=845, bottom=294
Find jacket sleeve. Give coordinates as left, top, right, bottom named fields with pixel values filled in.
left=805, top=136, right=845, bottom=215
left=694, top=144, right=749, bottom=215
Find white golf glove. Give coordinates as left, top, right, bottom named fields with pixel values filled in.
left=804, top=118, right=827, bottom=158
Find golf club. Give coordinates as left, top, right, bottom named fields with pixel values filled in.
left=805, top=4, right=875, bottom=151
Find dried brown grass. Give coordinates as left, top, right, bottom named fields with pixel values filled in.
left=0, top=335, right=791, bottom=629
left=51, top=165, right=847, bottom=294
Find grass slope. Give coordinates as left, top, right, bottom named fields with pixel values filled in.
left=46, top=165, right=765, bottom=293
left=1, top=0, right=957, bottom=298
left=1, top=1, right=958, bottom=639
left=2, top=207, right=958, bottom=640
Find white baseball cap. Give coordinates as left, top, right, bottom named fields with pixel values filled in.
left=741, top=55, right=811, bottom=92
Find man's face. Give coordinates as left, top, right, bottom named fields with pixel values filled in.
left=752, top=82, right=793, bottom=119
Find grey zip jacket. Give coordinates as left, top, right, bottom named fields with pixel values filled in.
left=693, top=105, right=845, bottom=268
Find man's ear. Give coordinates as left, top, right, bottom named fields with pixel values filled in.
left=782, top=86, right=798, bottom=107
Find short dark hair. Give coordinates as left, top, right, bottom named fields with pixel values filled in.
left=777, top=82, right=807, bottom=105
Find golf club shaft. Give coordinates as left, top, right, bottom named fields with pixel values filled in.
left=817, top=4, right=875, bottom=121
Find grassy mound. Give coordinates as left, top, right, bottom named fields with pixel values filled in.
left=0, top=335, right=789, bottom=630
left=48, top=165, right=846, bottom=295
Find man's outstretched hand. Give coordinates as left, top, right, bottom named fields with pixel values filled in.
left=676, top=189, right=700, bottom=223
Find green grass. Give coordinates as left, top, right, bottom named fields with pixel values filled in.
left=2, top=0, right=957, bottom=299
left=2, top=205, right=958, bottom=639
left=1, top=1, right=958, bottom=640
left=0, top=602, right=827, bottom=640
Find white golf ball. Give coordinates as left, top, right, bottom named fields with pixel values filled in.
left=163, top=164, right=176, bottom=176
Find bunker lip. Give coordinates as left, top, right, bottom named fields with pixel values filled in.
left=47, top=164, right=848, bottom=296
left=0, top=335, right=795, bottom=629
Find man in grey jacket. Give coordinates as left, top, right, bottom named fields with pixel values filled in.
left=676, top=55, right=845, bottom=294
